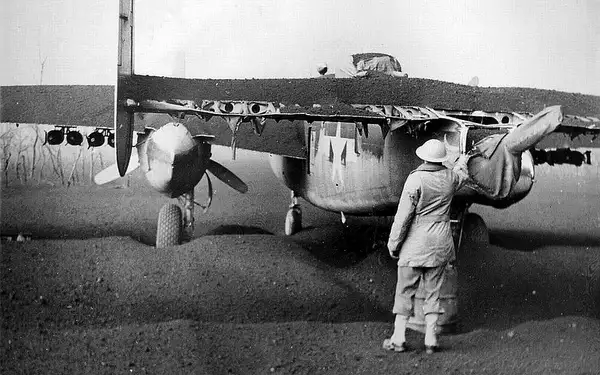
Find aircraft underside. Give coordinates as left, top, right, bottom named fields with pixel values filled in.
left=269, top=119, right=536, bottom=219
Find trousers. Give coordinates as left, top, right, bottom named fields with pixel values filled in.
left=393, top=265, right=446, bottom=316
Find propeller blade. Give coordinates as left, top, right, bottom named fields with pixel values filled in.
left=206, top=159, right=248, bottom=194
left=94, top=151, right=140, bottom=185
left=194, top=172, right=213, bottom=213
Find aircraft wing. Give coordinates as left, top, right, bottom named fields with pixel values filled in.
left=535, top=116, right=600, bottom=149
left=127, top=99, right=443, bottom=159
left=2, top=77, right=599, bottom=161
left=0, top=85, right=114, bottom=128
left=118, top=95, right=600, bottom=162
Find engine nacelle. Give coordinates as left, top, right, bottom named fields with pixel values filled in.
left=490, top=150, right=535, bottom=208
left=462, top=150, right=535, bottom=208
left=139, top=123, right=208, bottom=198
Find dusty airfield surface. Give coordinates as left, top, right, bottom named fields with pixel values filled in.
left=1, top=148, right=600, bottom=374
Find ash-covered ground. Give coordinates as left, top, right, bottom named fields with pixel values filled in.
left=1, top=148, right=599, bottom=374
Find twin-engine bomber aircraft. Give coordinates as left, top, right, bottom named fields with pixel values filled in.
left=1, top=0, right=599, bottom=250
left=102, top=92, right=598, bottom=249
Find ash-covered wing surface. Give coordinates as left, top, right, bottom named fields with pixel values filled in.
left=1, top=85, right=114, bottom=127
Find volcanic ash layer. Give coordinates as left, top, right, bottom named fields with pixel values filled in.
left=2, top=76, right=599, bottom=127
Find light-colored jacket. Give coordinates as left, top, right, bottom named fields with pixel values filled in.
left=388, top=156, right=469, bottom=267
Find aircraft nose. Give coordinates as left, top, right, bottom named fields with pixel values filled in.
left=153, top=122, right=196, bottom=155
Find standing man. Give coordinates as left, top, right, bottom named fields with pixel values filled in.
left=383, top=139, right=469, bottom=354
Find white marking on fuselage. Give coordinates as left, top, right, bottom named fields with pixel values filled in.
left=323, top=122, right=358, bottom=188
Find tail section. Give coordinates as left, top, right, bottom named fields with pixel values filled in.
left=115, top=0, right=135, bottom=177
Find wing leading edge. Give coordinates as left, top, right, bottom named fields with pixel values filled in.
left=2, top=79, right=599, bottom=163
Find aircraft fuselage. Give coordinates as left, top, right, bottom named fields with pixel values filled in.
left=269, top=120, right=535, bottom=215
left=136, top=119, right=534, bottom=217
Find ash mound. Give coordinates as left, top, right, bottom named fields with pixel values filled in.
left=1, top=235, right=392, bottom=333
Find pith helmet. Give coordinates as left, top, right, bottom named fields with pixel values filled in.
left=416, top=139, right=448, bottom=163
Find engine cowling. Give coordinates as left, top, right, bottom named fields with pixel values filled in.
left=456, top=106, right=562, bottom=209
left=456, top=150, right=535, bottom=208
left=481, top=150, right=534, bottom=208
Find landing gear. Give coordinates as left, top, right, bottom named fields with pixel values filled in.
left=284, top=190, right=302, bottom=236
left=450, top=204, right=468, bottom=251
left=154, top=171, right=215, bottom=247
left=450, top=205, right=489, bottom=251
left=180, top=191, right=196, bottom=242
left=156, top=190, right=197, bottom=248
left=462, top=212, right=489, bottom=247
left=407, top=205, right=489, bottom=334
left=156, top=204, right=183, bottom=248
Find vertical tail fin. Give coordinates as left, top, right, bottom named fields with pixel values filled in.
left=115, top=0, right=135, bottom=176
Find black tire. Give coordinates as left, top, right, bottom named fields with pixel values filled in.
left=156, top=204, right=182, bottom=248
left=284, top=206, right=302, bottom=236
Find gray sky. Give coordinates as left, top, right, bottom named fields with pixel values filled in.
left=2, top=0, right=599, bottom=95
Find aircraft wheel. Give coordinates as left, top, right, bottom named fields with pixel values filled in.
left=156, top=203, right=182, bottom=248
left=284, top=206, right=302, bottom=236
left=462, top=213, right=489, bottom=247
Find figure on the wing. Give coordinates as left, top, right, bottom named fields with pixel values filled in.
left=383, top=139, right=469, bottom=354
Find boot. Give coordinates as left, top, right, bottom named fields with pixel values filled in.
left=424, top=313, right=439, bottom=354
left=383, top=314, right=408, bottom=352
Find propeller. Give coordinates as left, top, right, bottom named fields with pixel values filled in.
left=94, top=130, right=148, bottom=186
left=191, top=160, right=246, bottom=214
left=94, top=150, right=140, bottom=185
left=194, top=172, right=213, bottom=213
left=206, top=159, right=249, bottom=194
left=93, top=130, right=248, bottom=201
